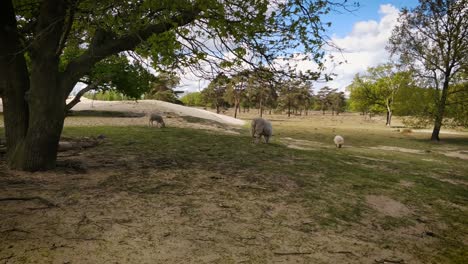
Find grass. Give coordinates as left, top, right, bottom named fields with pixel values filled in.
left=1, top=113, right=467, bottom=263
left=59, top=122, right=468, bottom=262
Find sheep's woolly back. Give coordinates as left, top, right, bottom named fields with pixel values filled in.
left=251, top=118, right=273, bottom=143
left=251, top=118, right=272, bottom=137
left=149, top=113, right=165, bottom=127
left=149, top=113, right=164, bottom=122
left=334, top=135, right=344, bottom=145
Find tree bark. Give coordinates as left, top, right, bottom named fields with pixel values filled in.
left=431, top=78, right=450, bottom=141
left=0, top=0, right=30, bottom=164
left=259, top=97, right=263, bottom=117
left=0, top=0, right=29, bottom=152
left=2, top=0, right=67, bottom=171
left=386, top=109, right=392, bottom=126
left=65, top=83, right=97, bottom=112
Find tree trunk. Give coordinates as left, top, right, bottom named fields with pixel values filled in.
left=386, top=110, right=392, bottom=126
left=431, top=79, right=450, bottom=141
left=2, top=0, right=68, bottom=171
left=9, top=56, right=66, bottom=171
left=0, top=0, right=30, bottom=163
left=259, top=97, right=263, bottom=117
left=234, top=102, right=239, bottom=118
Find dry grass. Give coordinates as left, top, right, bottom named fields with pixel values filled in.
left=0, top=110, right=467, bottom=263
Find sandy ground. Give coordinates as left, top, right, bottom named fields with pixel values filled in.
left=0, top=100, right=467, bottom=263
left=68, top=98, right=245, bottom=126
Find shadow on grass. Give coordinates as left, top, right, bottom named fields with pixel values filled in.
left=67, top=110, right=146, bottom=118
left=411, top=135, right=468, bottom=147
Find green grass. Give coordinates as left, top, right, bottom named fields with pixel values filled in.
left=1, top=122, right=467, bottom=262
left=61, top=126, right=467, bottom=259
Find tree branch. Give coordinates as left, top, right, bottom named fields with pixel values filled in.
left=56, top=2, right=76, bottom=56
left=61, top=7, right=201, bottom=98
left=65, top=82, right=99, bottom=111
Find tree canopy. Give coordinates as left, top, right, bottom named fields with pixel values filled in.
left=1, top=0, right=354, bottom=171
left=388, top=0, right=468, bottom=140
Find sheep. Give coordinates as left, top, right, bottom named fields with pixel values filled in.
left=149, top=113, right=165, bottom=128
left=251, top=118, right=273, bottom=143
left=334, top=135, right=344, bottom=148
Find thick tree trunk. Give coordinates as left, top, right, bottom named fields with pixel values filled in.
left=0, top=0, right=30, bottom=164
left=2, top=0, right=67, bottom=171
left=8, top=56, right=66, bottom=171
left=431, top=79, right=450, bottom=141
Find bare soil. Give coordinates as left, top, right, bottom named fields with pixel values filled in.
left=1, top=102, right=467, bottom=263
left=0, top=144, right=431, bottom=264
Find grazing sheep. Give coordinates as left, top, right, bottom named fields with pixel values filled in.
left=149, top=113, right=165, bottom=128
left=251, top=118, right=273, bottom=143
left=334, top=135, right=344, bottom=148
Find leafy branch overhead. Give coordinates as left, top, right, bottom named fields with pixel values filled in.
left=1, top=0, right=355, bottom=171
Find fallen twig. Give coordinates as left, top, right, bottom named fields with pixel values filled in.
left=375, top=258, right=405, bottom=264
left=235, top=184, right=268, bottom=191
left=328, top=250, right=357, bottom=257
left=0, top=228, right=30, bottom=234
left=274, top=252, right=312, bottom=256
left=0, top=197, right=57, bottom=208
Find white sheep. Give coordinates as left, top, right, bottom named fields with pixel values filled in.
left=149, top=113, right=165, bottom=128
left=251, top=118, right=273, bottom=143
left=334, top=135, right=344, bottom=148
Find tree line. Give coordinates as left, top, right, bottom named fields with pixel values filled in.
left=1, top=0, right=466, bottom=171
left=347, top=64, right=467, bottom=128
left=180, top=70, right=346, bottom=118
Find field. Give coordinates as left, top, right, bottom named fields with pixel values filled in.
left=0, top=105, right=467, bottom=263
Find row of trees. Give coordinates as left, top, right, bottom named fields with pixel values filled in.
left=181, top=70, right=346, bottom=118
left=347, top=64, right=468, bottom=128
left=2, top=0, right=348, bottom=171
left=1, top=0, right=466, bottom=171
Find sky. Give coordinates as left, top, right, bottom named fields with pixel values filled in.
left=178, top=0, right=420, bottom=95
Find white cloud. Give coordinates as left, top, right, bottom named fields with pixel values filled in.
left=311, top=4, right=400, bottom=92
left=178, top=4, right=401, bottom=95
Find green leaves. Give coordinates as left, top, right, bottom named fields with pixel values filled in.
left=88, top=55, right=155, bottom=99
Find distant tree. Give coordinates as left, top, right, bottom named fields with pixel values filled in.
left=180, top=92, right=204, bottom=107
left=327, top=90, right=346, bottom=115
left=298, top=82, right=315, bottom=116
left=145, top=72, right=182, bottom=104
left=278, top=80, right=297, bottom=117
left=201, top=73, right=229, bottom=113
left=225, top=71, right=248, bottom=118
left=347, top=65, right=413, bottom=125
left=389, top=0, right=468, bottom=140
left=347, top=75, right=373, bottom=116
left=247, top=68, right=277, bottom=117
left=445, top=76, right=468, bottom=127
left=315, top=86, right=333, bottom=114
left=278, top=80, right=314, bottom=116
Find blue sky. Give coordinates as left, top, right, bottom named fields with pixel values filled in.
left=178, top=1, right=422, bottom=94
left=325, top=0, right=419, bottom=37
